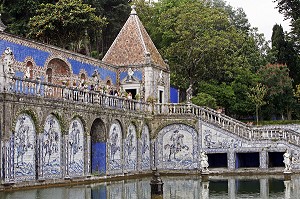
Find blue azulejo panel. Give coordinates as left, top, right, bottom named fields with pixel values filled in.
left=68, top=59, right=117, bottom=84
left=0, top=40, right=50, bottom=66
left=40, top=115, right=62, bottom=179
left=68, top=119, right=85, bottom=177
left=14, top=114, right=36, bottom=181
left=124, top=124, right=137, bottom=172
left=108, top=123, right=122, bottom=174
left=91, top=142, right=106, bottom=175
left=140, top=125, right=150, bottom=171
left=120, top=70, right=142, bottom=82
left=157, top=124, right=198, bottom=170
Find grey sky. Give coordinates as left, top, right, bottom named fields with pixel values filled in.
left=225, top=0, right=291, bottom=41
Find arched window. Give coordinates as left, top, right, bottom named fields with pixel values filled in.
left=26, top=61, right=34, bottom=79
left=46, top=68, right=53, bottom=83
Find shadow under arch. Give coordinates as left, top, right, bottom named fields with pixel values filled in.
left=90, top=118, right=106, bottom=175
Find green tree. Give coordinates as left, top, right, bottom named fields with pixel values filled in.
left=28, top=0, right=107, bottom=49
left=191, top=92, right=217, bottom=109
left=1, top=0, right=54, bottom=36
left=247, top=83, right=267, bottom=125
left=274, top=0, right=300, bottom=52
left=258, top=64, right=295, bottom=120
left=83, top=0, right=131, bottom=57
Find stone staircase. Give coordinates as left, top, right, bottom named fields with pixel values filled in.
left=154, top=103, right=300, bottom=147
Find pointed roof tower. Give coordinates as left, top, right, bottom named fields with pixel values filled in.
left=102, top=5, right=168, bottom=69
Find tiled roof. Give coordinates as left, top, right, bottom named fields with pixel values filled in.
left=102, top=6, right=167, bottom=69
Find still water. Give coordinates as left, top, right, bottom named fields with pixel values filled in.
left=0, top=175, right=298, bottom=199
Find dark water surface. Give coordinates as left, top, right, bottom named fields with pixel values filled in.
left=0, top=175, right=298, bottom=199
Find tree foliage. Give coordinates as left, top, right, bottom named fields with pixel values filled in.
left=270, top=24, right=300, bottom=86
left=274, top=0, right=300, bottom=52
left=247, top=83, right=267, bottom=125
left=191, top=92, right=217, bottom=109
left=28, top=0, right=107, bottom=49
left=258, top=63, right=295, bottom=119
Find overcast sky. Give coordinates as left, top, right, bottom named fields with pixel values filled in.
left=225, top=0, right=291, bottom=41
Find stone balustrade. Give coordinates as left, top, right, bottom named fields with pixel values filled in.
left=5, top=77, right=300, bottom=147
left=155, top=103, right=300, bottom=146
left=9, top=76, right=151, bottom=112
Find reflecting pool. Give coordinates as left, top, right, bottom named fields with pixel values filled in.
left=0, top=175, right=299, bottom=199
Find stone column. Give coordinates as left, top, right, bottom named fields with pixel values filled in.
left=64, top=134, right=70, bottom=179
left=228, top=150, right=235, bottom=170
left=86, top=135, right=91, bottom=176
left=260, top=150, right=268, bottom=170
left=150, top=139, right=156, bottom=169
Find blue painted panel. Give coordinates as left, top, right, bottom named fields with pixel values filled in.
left=0, top=40, right=50, bottom=66
left=68, top=59, right=117, bottom=85
left=91, top=142, right=106, bottom=175
left=120, top=70, right=142, bottom=81
left=91, top=184, right=107, bottom=198
left=170, top=86, right=179, bottom=103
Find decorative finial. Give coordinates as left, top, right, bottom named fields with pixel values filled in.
left=131, top=5, right=137, bottom=15
left=0, top=14, right=7, bottom=32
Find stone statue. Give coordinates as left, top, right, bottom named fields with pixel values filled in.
left=186, top=84, right=193, bottom=103
left=200, top=151, right=209, bottom=172
left=283, top=150, right=292, bottom=172
left=3, top=47, right=13, bottom=70
left=158, top=70, right=164, bottom=84
left=127, top=68, right=134, bottom=81
left=1, top=47, right=15, bottom=91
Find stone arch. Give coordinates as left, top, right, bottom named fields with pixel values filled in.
left=90, top=118, right=106, bottom=175
left=156, top=123, right=198, bottom=170
left=107, top=120, right=123, bottom=174
left=40, top=114, right=62, bottom=179
left=124, top=123, right=137, bottom=172
left=139, top=124, right=151, bottom=171
left=46, top=58, right=71, bottom=84
left=67, top=118, right=85, bottom=177
left=14, top=114, right=37, bottom=181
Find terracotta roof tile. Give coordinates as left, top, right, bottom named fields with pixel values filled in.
left=102, top=6, right=167, bottom=69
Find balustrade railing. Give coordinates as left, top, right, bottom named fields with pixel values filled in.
left=7, top=77, right=151, bottom=113
left=4, top=77, right=300, bottom=146
left=154, top=103, right=300, bottom=146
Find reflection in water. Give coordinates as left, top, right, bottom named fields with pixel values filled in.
left=1, top=175, right=300, bottom=199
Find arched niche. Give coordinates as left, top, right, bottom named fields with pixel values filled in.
left=67, top=118, right=85, bottom=177
left=14, top=114, right=36, bottom=181
left=156, top=124, right=198, bottom=170
left=40, top=114, right=62, bottom=179
left=46, top=58, right=70, bottom=84
left=140, top=125, right=150, bottom=171
left=107, top=121, right=122, bottom=174
left=90, top=118, right=106, bottom=175
left=124, top=123, right=137, bottom=172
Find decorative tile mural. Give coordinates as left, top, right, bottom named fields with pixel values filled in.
left=157, top=124, right=198, bottom=170
left=108, top=122, right=122, bottom=174
left=202, top=123, right=247, bottom=149
left=14, top=114, right=36, bottom=181
left=124, top=124, right=137, bottom=172
left=139, top=125, right=150, bottom=171
left=67, top=119, right=84, bottom=177
left=40, top=115, right=61, bottom=179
